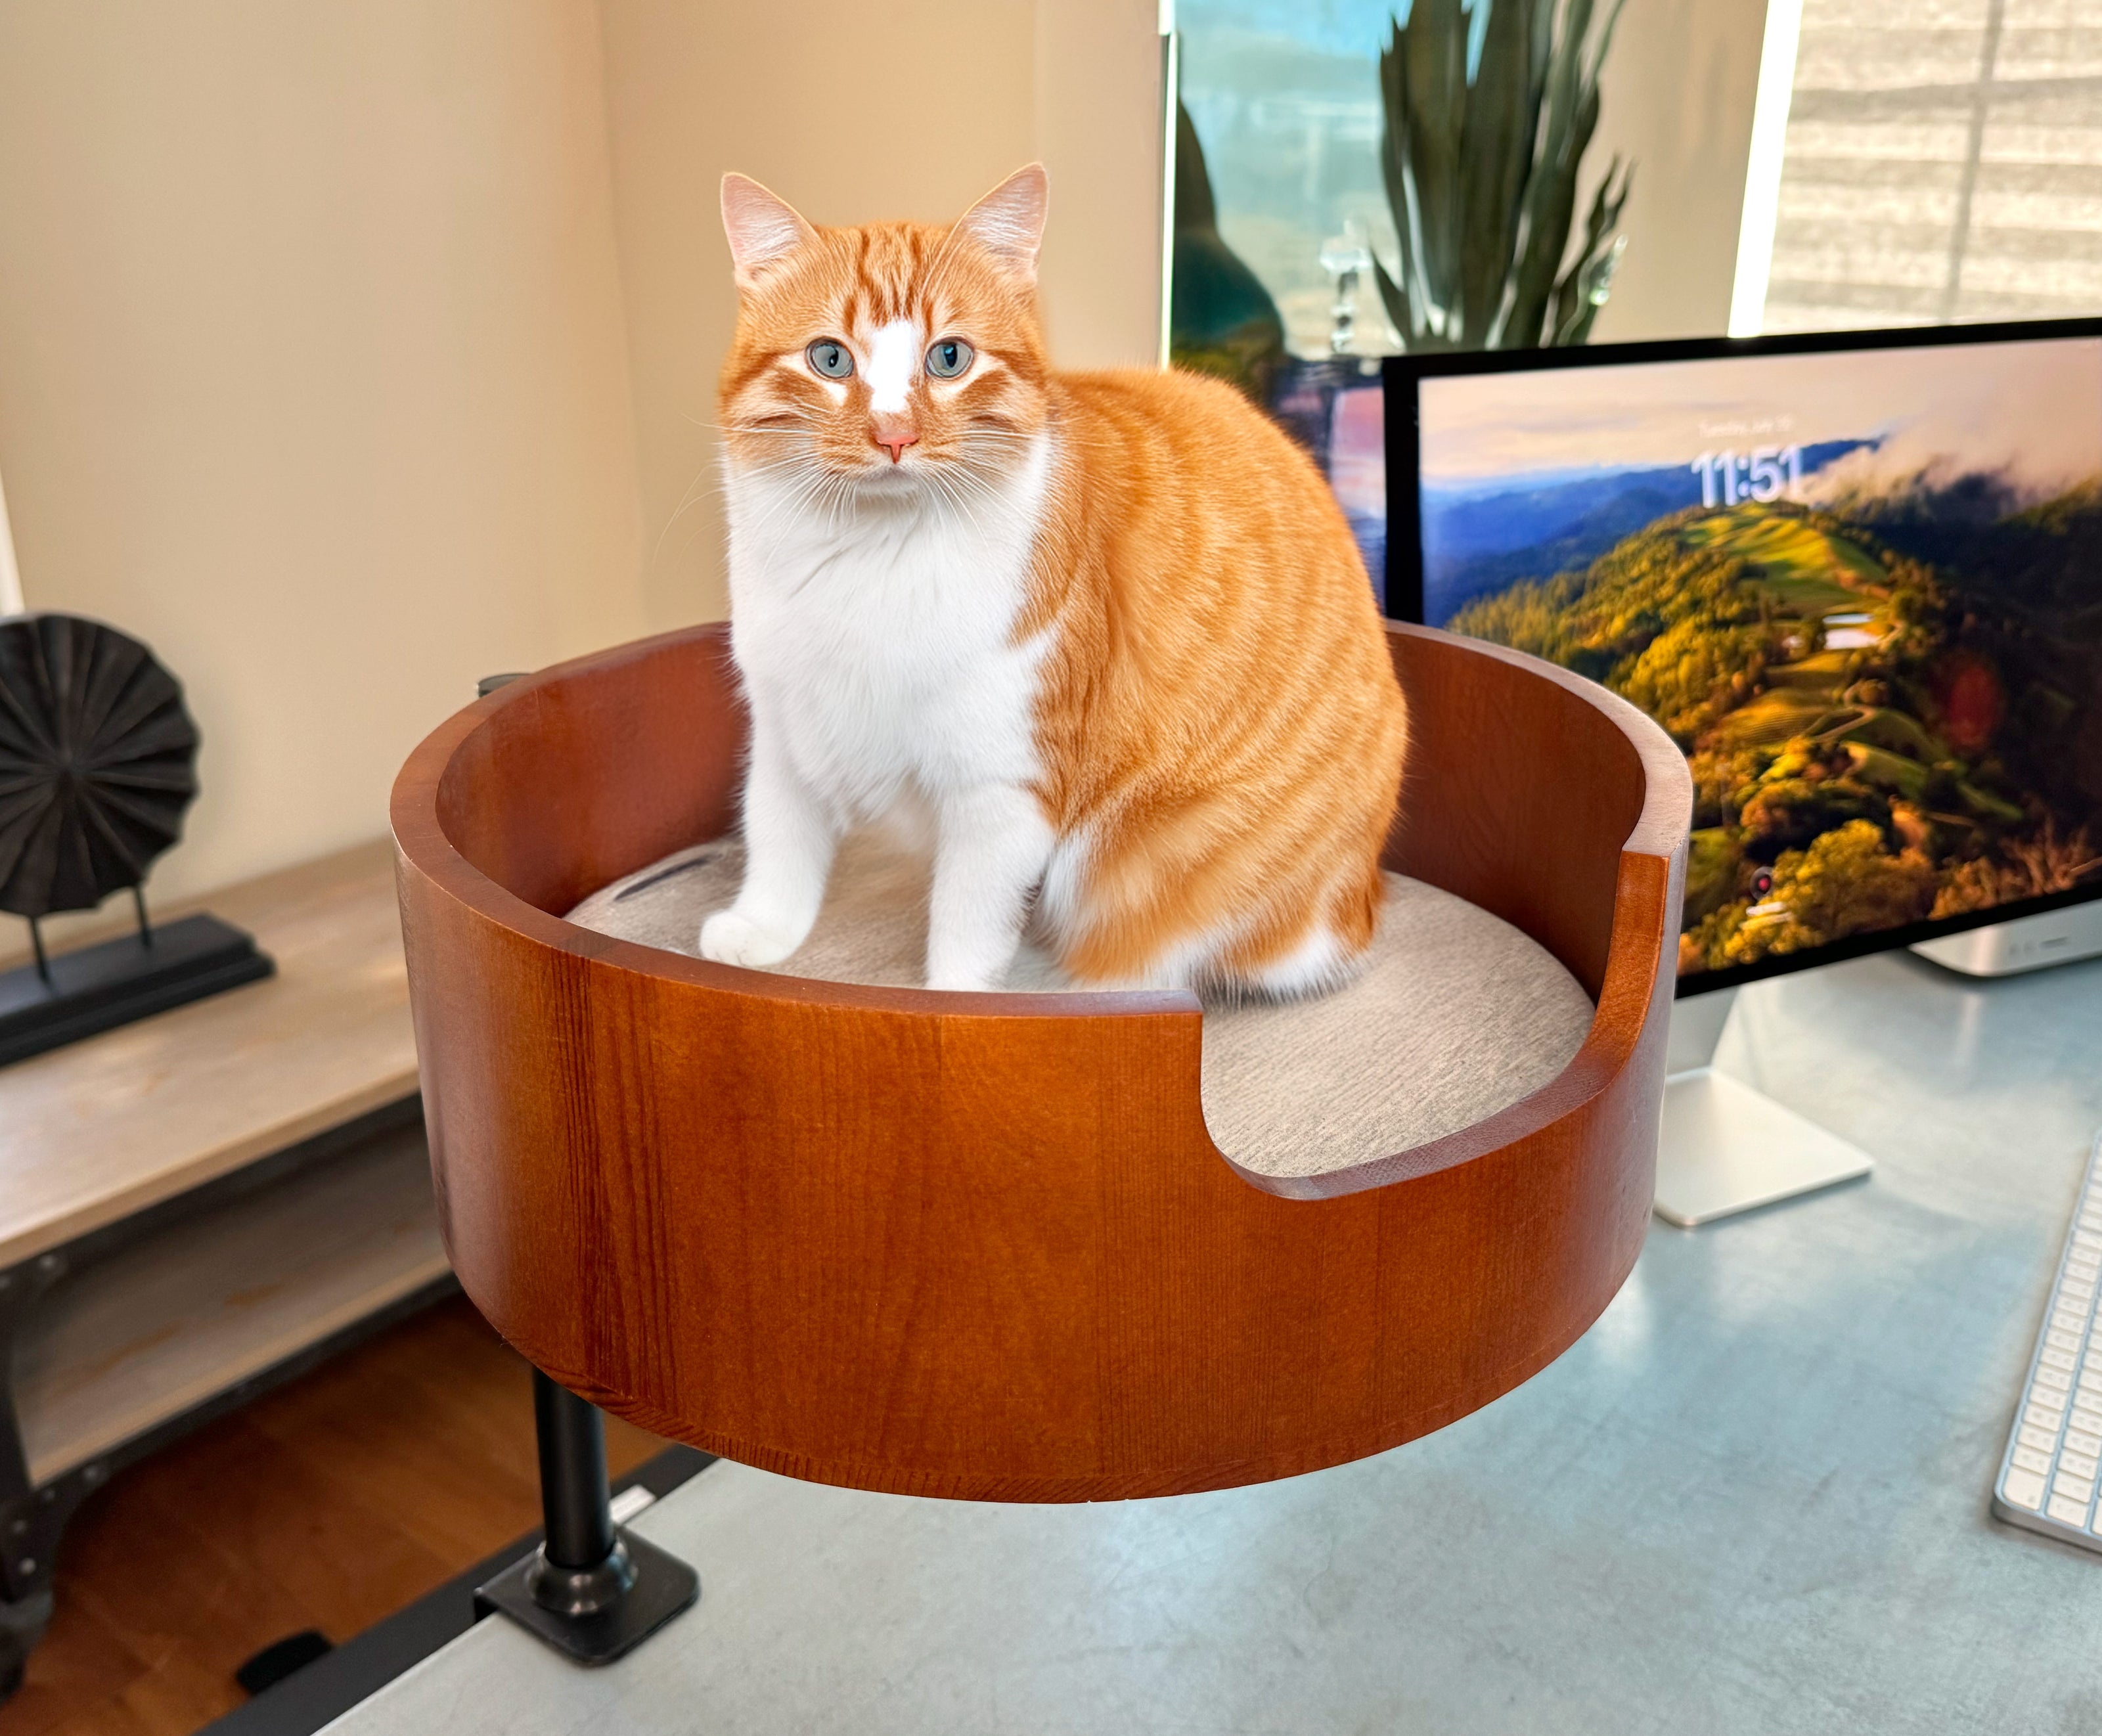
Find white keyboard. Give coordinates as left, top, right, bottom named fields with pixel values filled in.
left=1995, top=1131, right=2102, bottom=1547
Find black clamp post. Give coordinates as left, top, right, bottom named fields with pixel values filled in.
left=474, top=1371, right=700, bottom=1665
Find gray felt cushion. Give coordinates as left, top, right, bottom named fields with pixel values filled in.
left=565, top=832, right=1594, bottom=1179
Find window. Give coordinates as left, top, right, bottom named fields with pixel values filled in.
left=1758, top=0, right=2102, bottom=332
left=1175, top=1, right=1401, bottom=359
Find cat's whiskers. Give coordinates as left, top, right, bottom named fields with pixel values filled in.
left=655, top=453, right=748, bottom=566
left=731, top=456, right=845, bottom=551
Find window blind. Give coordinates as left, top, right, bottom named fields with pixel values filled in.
left=1764, top=0, right=2102, bottom=332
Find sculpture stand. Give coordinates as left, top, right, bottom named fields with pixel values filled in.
left=0, top=902, right=272, bottom=1068
left=1653, top=985, right=1873, bottom=1226
left=474, top=1372, right=700, bottom=1666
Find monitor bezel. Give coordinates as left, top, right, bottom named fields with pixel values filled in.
left=1380, top=317, right=2102, bottom=999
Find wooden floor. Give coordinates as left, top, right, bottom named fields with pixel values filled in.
left=0, top=1295, right=665, bottom=1736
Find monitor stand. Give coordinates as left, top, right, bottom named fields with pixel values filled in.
left=1653, top=985, right=1873, bottom=1227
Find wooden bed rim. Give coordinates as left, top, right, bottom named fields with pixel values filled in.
left=391, top=621, right=1691, bottom=1502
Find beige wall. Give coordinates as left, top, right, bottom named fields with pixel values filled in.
left=595, top=0, right=1163, bottom=633
left=0, top=0, right=1163, bottom=913
left=1590, top=0, right=1770, bottom=344
left=0, top=0, right=649, bottom=910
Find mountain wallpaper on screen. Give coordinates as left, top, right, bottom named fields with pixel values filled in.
left=1421, top=440, right=1872, bottom=624
left=1445, top=483, right=2102, bottom=977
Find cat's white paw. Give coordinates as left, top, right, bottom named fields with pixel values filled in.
left=926, top=970, right=995, bottom=993
left=700, top=909, right=800, bottom=968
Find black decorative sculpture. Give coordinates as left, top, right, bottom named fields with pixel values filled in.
left=0, top=613, right=198, bottom=918
left=0, top=613, right=270, bottom=1065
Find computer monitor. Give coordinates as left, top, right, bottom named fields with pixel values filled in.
left=1380, top=321, right=2102, bottom=1222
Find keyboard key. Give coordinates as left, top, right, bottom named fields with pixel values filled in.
left=2014, top=1445, right=2055, bottom=1475
left=2038, top=1366, right=2073, bottom=1391
left=2049, top=1330, right=2084, bottom=1354
left=2069, top=1429, right=2101, bottom=1456
left=2044, top=1348, right=2078, bottom=1373
left=2030, top=1404, right=2069, bottom=1432
left=2054, top=1314, right=2089, bottom=1339
left=2005, top=1467, right=2047, bottom=1509
left=2053, top=1471, right=2094, bottom=1505
left=2070, top=1410, right=2102, bottom=1438
left=2049, top=1494, right=2091, bottom=1527
left=2063, top=1450, right=2098, bottom=1480
left=2022, top=1425, right=2061, bottom=1453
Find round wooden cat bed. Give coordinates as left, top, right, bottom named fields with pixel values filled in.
left=391, top=621, right=1690, bottom=1502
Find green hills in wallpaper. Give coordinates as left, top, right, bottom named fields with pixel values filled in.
left=1448, top=493, right=2102, bottom=977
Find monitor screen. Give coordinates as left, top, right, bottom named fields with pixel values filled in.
left=1385, top=323, right=2102, bottom=994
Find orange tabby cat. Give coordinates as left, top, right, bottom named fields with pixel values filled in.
left=706, top=163, right=1408, bottom=995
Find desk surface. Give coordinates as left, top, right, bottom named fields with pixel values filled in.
left=324, top=948, right=2102, bottom=1735
left=0, top=842, right=416, bottom=1268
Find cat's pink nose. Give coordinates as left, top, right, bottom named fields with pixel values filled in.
left=872, top=422, right=918, bottom=463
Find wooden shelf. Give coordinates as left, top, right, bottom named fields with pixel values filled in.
left=0, top=841, right=418, bottom=1270
left=14, top=1113, right=446, bottom=1486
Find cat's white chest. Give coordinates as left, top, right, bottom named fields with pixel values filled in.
left=723, top=441, right=1053, bottom=817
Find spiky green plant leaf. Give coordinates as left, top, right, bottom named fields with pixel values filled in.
left=1376, top=0, right=1631, bottom=351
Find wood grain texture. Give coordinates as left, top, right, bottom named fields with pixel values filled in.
left=0, top=1297, right=663, bottom=1736
left=391, top=623, right=1691, bottom=1502
left=0, top=843, right=418, bottom=1269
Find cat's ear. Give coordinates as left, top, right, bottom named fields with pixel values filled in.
left=952, top=164, right=1049, bottom=287
left=721, top=173, right=818, bottom=289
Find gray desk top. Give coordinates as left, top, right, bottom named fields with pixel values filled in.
left=327, top=949, right=2102, bottom=1735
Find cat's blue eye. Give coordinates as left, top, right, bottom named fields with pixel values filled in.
left=925, top=339, right=974, bottom=379
left=806, top=340, right=854, bottom=380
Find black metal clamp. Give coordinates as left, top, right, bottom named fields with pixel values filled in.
left=473, top=1372, right=700, bottom=1666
